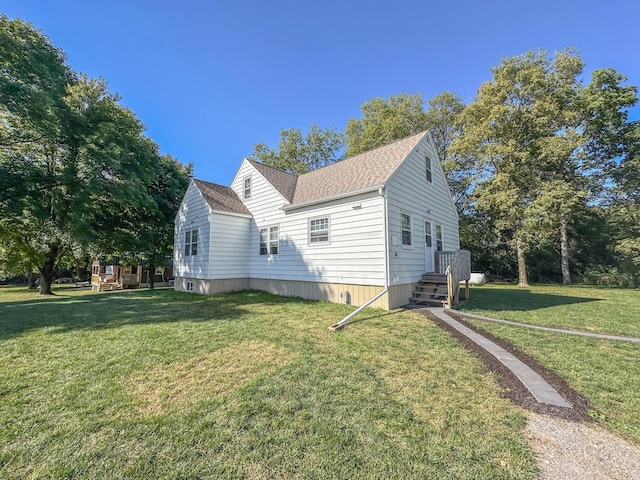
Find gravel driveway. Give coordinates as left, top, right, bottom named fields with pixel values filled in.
left=526, top=414, right=640, bottom=480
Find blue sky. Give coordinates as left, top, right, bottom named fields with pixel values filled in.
left=4, top=0, right=639, bottom=184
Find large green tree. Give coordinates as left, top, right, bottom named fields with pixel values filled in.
left=454, top=49, right=637, bottom=286
left=0, top=16, right=189, bottom=293
left=608, top=121, right=640, bottom=283
left=344, top=93, right=428, bottom=157
left=423, top=92, right=473, bottom=212
left=252, top=124, right=344, bottom=174
left=127, top=154, right=192, bottom=289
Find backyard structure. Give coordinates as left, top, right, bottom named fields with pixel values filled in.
left=91, top=259, right=174, bottom=292
left=173, top=131, right=470, bottom=309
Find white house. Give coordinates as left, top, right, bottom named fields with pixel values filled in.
left=174, top=131, right=464, bottom=309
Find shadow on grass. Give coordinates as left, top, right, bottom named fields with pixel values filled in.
left=0, top=288, right=310, bottom=340
left=459, top=287, right=602, bottom=313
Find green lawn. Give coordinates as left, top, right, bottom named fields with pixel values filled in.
left=0, top=286, right=536, bottom=479
left=458, top=283, right=640, bottom=444
left=459, top=283, right=640, bottom=337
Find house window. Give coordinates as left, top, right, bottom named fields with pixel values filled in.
left=244, top=176, right=252, bottom=200
left=184, top=229, right=198, bottom=256
left=269, top=226, right=279, bottom=254
left=259, top=228, right=268, bottom=255
left=309, top=216, right=329, bottom=244
left=426, top=156, right=432, bottom=183
left=435, top=224, right=443, bottom=251
left=425, top=220, right=432, bottom=247
left=186, top=281, right=194, bottom=292
left=259, top=225, right=280, bottom=255
left=401, top=212, right=412, bottom=247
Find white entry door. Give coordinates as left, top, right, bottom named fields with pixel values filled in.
left=424, top=220, right=434, bottom=272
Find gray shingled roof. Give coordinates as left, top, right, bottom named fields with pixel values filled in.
left=248, top=160, right=297, bottom=201
left=194, top=179, right=251, bottom=215
left=291, top=131, right=427, bottom=204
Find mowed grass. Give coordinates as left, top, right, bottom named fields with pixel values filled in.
left=459, top=283, right=640, bottom=337
left=458, top=283, right=640, bottom=444
left=0, top=286, right=536, bottom=479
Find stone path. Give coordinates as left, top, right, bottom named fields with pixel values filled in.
left=430, top=307, right=571, bottom=407
left=451, top=310, right=640, bottom=343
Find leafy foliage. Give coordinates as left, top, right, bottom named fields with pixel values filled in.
left=0, top=16, right=190, bottom=292
left=454, top=49, right=638, bottom=286
left=252, top=124, right=344, bottom=174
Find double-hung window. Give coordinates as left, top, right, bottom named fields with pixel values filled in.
left=309, top=216, right=329, bottom=244
left=401, top=212, right=412, bottom=247
left=259, top=228, right=268, bottom=255
left=244, top=176, right=252, bottom=200
left=269, top=226, right=279, bottom=254
left=259, top=225, right=279, bottom=255
left=435, top=224, right=443, bottom=251
left=184, top=229, right=198, bottom=256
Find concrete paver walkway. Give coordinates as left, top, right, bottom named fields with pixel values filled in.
left=450, top=310, right=640, bottom=343
left=430, top=307, right=571, bottom=408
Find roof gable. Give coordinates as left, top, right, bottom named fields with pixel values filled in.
left=248, top=160, right=297, bottom=202
left=194, top=179, right=251, bottom=216
left=291, top=131, right=427, bottom=204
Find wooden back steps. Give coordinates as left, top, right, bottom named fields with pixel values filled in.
left=410, top=273, right=448, bottom=307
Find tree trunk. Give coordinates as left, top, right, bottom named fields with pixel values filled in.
left=38, top=247, right=58, bottom=295
left=516, top=238, right=529, bottom=287
left=27, top=272, right=37, bottom=289
left=148, top=264, right=155, bottom=290
left=559, top=216, right=572, bottom=285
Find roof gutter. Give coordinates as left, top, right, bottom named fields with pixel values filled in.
left=281, top=184, right=385, bottom=212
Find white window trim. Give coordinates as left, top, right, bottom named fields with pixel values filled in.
left=184, top=228, right=198, bottom=256
left=426, top=156, right=432, bottom=183
left=308, top=216, right=330, bottom=245
left=243, top=175, right=252, bottom=200
left=401, top=211, right=413, bottom=249
left=435, top=224, right=443, bottom=251
left=424, top=220, right=432, bottom=248
left=269, top=225, right=279, bottom=255
left=259, top=224, right=280, bottom=256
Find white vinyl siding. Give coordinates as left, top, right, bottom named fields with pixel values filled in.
left=207, top=213, right=251, bottom=279
left=386, top=135, right=459, bottom=285
left=174, top=180, right=211, bottom=280
left=309, top=216, right=330, bottom=244
left=229, top=160, right=387, bottom=286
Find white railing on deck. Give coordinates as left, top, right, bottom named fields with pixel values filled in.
left=437, top=250, right=471, bottom=307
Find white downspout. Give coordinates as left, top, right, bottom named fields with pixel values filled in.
left=381, top=185, right=390, bottom=291
left=329, top=186, right=390, bottom=331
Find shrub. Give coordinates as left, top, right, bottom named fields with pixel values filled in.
left=582, top=267, right=636, bottom=288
